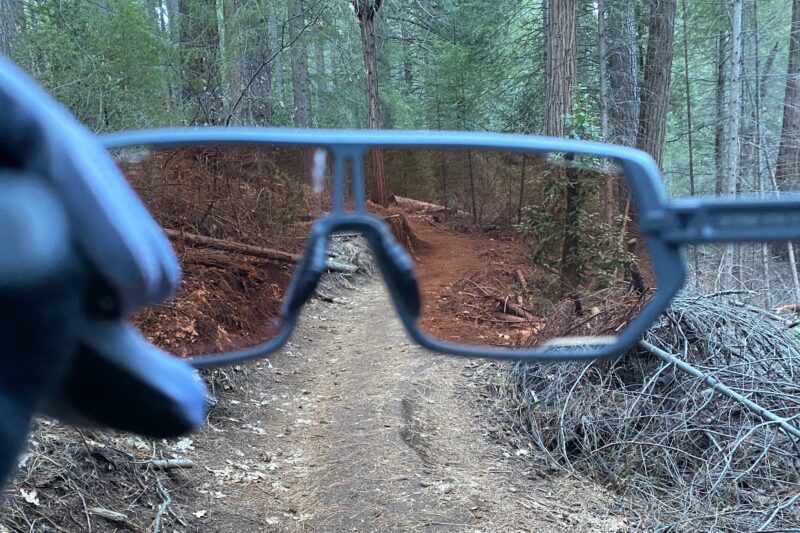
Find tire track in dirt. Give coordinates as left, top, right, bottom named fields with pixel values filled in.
left=185, top=275, right=627, bottom=532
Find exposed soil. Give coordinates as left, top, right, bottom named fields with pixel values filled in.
left=409, top=217, right=533, bottom=346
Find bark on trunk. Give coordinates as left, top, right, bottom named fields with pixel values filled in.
left=715, top=33, right=728, bottom=195
left=268, top=0, right=283, bottom=95
left=636, top=0, right=676, bottom=168
left=178, top=0, right=222, bottom=124
left=354, top=0, right=388, bottom=206
left=721, top=0, right=742, bottom=291
left=606, top=0, right=639, bottom=147
left=726, top=0, right=742, bottom=199
left=776, top=0, right=800, bottom=191
left=0, top=0, right=22, bottom=56
left=315, top=35, right=327, bottom=95
left=545, top=0, right=576, bottom=138
left=598, top=0, right=609, bottom=141
left=681, top=0, right=695, bottom=197
left=288, top=0, right=311, bottom=129
left=560, top=158, right=581, bottom=299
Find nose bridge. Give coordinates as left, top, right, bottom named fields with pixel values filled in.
left=329, top=145, right=368, bottom=214
left=353, top=218, right=421, bottom=320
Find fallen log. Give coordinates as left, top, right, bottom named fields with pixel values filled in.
left=325, top=260, right=358, bottom=273
left=136, top=459, right=195, bottom=470
left=492, top=313, right=529, bottom=323
left=515, top=269, right=528, bottom=292
left=492, top=295, right=537, bottom=322
left=165, top=229, right=299, bottom=263
left=88, top=507, right=130, bottom=524
left=389, top=195, right=446, bottom=212
left=165, top=229, right=357, bottom=273
left=460, top=278, right=537, bottom=322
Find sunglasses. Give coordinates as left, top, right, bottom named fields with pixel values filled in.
left=101, top=128, right=800, bottom=368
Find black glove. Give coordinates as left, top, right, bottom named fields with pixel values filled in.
left=0, top=57, right=207, bottom=487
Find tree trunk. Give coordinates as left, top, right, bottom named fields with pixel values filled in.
left=517, top=156, right=526, bottom=224
left=400, top=18, right=413, bottom=89
left=218, top=0, right=241, bottom=124
left=606, top=0, right=639, bottom=147
left=545, top=0, right=579, bottom=297
left=753, top=2, right=771, bottom=306
left=179, top=0, right=222, bottom=124
left=715, top=33, right=728, bottom=195
left=354, top=0, right=388, bottom=206
left=776, top=0, right=800, bottom=191
left=315, top=33, right=328, bottom=96
left=467, top=150, right=477, bottom=224
left=0, top=0, right=22, bottom=56
left=598, top=0, right=609, bottom=141
left=636, top=0, right=676, bottom=168
left=597, top=0, right=615, bottom=223
left=560, top=160, right=581, bottom=301
left=268, top=0, right=283, bottom=97
left=545, top=0, right=576, bottom=138
left=720, top=0, right=742, bottom=291
left=288, top=0, right=311, bottom=128
left=681, top=0, right=695, bottom=197
left=726, top=0, right=742, bottom=199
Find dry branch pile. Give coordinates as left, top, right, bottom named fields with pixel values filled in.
left=503, top=295, right=800, bottom=531
left=2, top=422, right=195, bottom=532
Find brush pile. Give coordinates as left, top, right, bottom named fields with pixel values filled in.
left=504, top=294, right=800, bottom=531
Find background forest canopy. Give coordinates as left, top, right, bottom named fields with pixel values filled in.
left=1, top=0, right=799, bottom=203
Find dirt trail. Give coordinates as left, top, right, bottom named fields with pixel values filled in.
left=410, top=219, right=501, bottom=293
left=185, top=276, right=626, bottom=532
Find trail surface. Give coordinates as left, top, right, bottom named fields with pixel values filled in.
left=186, top=277, right=627, bottom=532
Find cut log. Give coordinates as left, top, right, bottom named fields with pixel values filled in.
left=389, top=195, right=446, bottom=212
left=491, top=294, right=537, bottom=322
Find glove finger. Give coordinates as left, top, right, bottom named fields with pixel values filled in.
left=42, top=321, right=207, bottom=439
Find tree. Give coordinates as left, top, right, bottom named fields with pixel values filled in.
left=178, top=0, right=222, bottom=124
left=288, top=0, right=311, bottom=128
left=544, top=0, right=579, bottom=297
left=545, top=0, right=576, bottom=138
left=598, top=0, right=609, bottom=140
left=605, top=0, right=638, bottom=147
left=714, top=33, right=728, bottom=194
left=720, top=0, right=742, bottom=290
left=636, top=0, right=676, bottom=168
left=0, top=0, right=23, bottom=56
left=353, top=0, right=388, bottom=206
left=776, top=0, right=800, bottom=191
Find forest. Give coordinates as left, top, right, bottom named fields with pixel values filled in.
left=2, top=0, right=800, bottom=304
left=2, top=0, right=800, bottom=531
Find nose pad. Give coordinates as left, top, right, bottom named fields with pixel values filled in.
left=282, top=232, right=327, bottom=316
left=371, top=232, right=421, bottom=319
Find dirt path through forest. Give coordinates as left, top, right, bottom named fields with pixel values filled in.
left=185, top=274, right=627, bottom=532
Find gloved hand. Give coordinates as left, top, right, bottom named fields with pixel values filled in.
left=0, top=57, right=207, bottom=487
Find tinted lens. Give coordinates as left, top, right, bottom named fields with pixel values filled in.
left=368, top=148, right=655, bottom=349
left=113, top=143, right=328, bottom=357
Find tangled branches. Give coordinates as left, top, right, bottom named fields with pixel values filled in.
left=505, top=295, right=800, bottom=532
